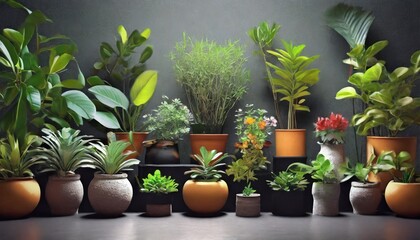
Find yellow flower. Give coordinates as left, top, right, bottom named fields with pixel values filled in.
left=245, top=117, right=256, bottom=125
left=258, top=121, right=266, bottom=130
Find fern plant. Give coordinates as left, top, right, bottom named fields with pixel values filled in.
left=184, top=146, right=229, bottom=182
left=137, top=169, right=178, bottom=194
left=89, top=140, right=140, bottom=174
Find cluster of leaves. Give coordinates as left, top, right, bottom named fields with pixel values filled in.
left=143, top=96, right=191, bottom=141
left=37, top=128, right=95, bottom=176
left=374, top=150, right=414, bottom=183
left=288, top=154, right=337, bottom=184
left=88, top=140, right=140, bottom=174
left=138, top=169, right=178, bottom=194
left=184, top=146, right=228, bottom=182
left=170, top=33, right=249, bottom=133
left=267, top=170, right=309, bottom=192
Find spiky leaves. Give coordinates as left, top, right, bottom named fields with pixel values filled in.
left=267, top=171, right=309, bottom=192
left=138, top=169, right=178, bottom=194
left=184, top=146, right=228, bottom=182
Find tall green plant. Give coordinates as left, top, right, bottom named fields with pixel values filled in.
left=0, top=0, right=96, bottom=141
left=266, top=40, right=320, bottom=129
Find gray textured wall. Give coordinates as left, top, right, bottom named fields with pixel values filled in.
left=1, top=0, right=419, bottom=168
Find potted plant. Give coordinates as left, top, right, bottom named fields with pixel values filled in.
left=315, top=112, right=349, bottom=180
left=0, top=133, right=44, bottom=219
left=288, top=154, right=339, bottom=216
left=267, top=170, right=309, bottom=216
left=87, top=140, right=140, bottom=217
left=226, top=105, right=276, bottom=217
left=183, top=146, right=229, bottom=215
left=142, top=96, right=191, bottom=164
left=170, top=33, right=250, bottom=156
left=88, top=25, right=158, bottom=158
left=37, top=128, right=95, bottom=216
left=136, top=169, right=178, bottom=217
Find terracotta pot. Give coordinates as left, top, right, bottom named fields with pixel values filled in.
left=88, top=173, right=133, bottom=217
left=0, top=177, right=40, bottom=218
left=349, top=181, right=381, bottom=215
left=182, top=180, right=228, bottom=214
left=271, top=190, right=306, bottom=216
left=312, top=182, right=340, bottom=216
left=115, top=132, right=148, bottom=159
left=367, top=136, right=417, bottom=192
left=45, top=174, right=83, bottom=216
left=318, top=143, right=345, bottom=180
left=145, top=140, right=180, bottom=164
left=275, top=129, right=306, bottom=157
left=190, top=133, right=228, bottom=156
left=385, top=181, right=420, bottom=218
left=236, top=193, right=261, bottom=217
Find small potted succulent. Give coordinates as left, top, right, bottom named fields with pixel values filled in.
left=267, top=170, right=309, bottom=216
left=142, top=96, right=191, bottom=164
left=315, top=113, right=349, bottom=180
left=183, top=146, right=230, bottom=215
left=87, top=140, right=140, bottom=217
left=226, top=105, right=276, bottom=217
left=38, top=128, right=95, bottom=216
left=136, top=169, right=178, bottom=217
left=288, top=154, right=339, bottom=216
left=0, top=133, right=44, bottom=219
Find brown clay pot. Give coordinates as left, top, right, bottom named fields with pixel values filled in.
left=45, top=174, right=83, bottom=216
left=235, top=193, right=261, bottom=217
left=182, top=180, right=228, bottom=214
left=88, top=173, right=133, bottom=217
left=115, top=132, right=148, bottom=159
left=385, top=181, right=420, bottom=218
left=367, top=136, right=417, bottom=192
left=0, top=177, right=40, bottom=219
left=349, top=181, right=381, bottom=215
left=146, top=204, right=171, bottom=217
left=275, top=129, right=306, bottom=157
left=190, top=134, right=229, bottom=156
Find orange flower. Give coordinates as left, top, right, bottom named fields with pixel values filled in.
left=245, top=117, right=256, bottom=125
left=258, top=121, right=266, bottom=130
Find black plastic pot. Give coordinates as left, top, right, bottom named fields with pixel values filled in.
left=271, top=190, right=306, bottom=216
left=145, top=140, right=180, bottom=164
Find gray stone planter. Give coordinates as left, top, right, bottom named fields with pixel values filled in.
left=350, top=181, right=381, bottom=215
left=312, top=182, right=340, bottom=216
left=46, top=174, right=83, bottom=216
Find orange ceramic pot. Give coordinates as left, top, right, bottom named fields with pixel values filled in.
left=385, top=181, right=420, bottom=218
left=115, top=132, right=148, bottom=159
left=367, top=136, right=417, bottom=192
left=182, top=180, right=229, bottom=214
left=275, top=129, right=306, bottom=157
left=190, top=134, right=229, bottom=156
left=0, top=178, right=41, bottom=218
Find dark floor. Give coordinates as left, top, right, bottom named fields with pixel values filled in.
left=1, top=212, right=419, bottom=240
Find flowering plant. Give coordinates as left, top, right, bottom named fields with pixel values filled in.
left=315, top=113, right=348, bottom=144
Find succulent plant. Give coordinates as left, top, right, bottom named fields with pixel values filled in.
left=137, top=169, right=178, bottom=194
left=267, top=171, right=309, bottom=192
left=184, top=146, right=229, bottom=182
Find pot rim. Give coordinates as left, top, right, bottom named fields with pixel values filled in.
left=387, top=180, right=420, bottom=186
left=49, top=174, right=81, bottom=181
left=351, top=181, right=380, bottom=188
left=93, top=172, right=128, bottom=179
left=114, top=131, right=149, bottom=135
left=236, top=193, right=260, bottom=198
left=0, top=176, right=35, bottom=182
left=275, top=129, right=306, bottom=133
left=366, top=136, right=417, bottom=140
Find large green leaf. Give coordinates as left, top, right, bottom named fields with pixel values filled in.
left=362, top=63, right=382, bottom=82
left=3, top=28, right=23, bottom=48
left=49, top=53, right=73, bottom=74
left=325, top=3, right=375, bottom=48
left=61, top=66, right=85, bottom=89
left=364, top=40, right=388, bottom=58
left=139, top=46, right=153, bottom=63
left=130, top=70, right=158, bottom=106
left=0, top=35, right=18, bottom=71
left=62, top=90, right=96, bottom=119
left=117, top=25, right=128, bottom=44
left=87, top=76, right=105, bottom=86
left=25, top=85, right=41, bottom=112
left=336, top=86, right=361, bottom=100
left=94, top=111, right=121, bottom=129
left=89, top=85, right=129, bottom=110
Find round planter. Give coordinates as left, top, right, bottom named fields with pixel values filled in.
left=182, top=180, right=228, bottom=215
left=275, top=129, right=306, bottom=157
left=385, top=181, right=420, bottom=218
left=312, top=182, right=340, bottom=216
left=236, top=193, right=261, bottom=217
left=145, top=140, right=180, bottom=164
left=190, top=134, right=228, bottom=163
left=0, top=177, right=40, bottom=219
left=367, top=136, right=417, bottom=192
left=45, top=174, right=83, bottom=216
left=88, top=173, right=133, bottom=217
left=115, top=132, right=148, bottom=159
left=318, top=143, right=345, bottom=180
left=271, top=190, right=306, bottom=216
left=349, top=181, right=381, bottom=215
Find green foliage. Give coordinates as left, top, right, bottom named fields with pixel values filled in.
left=325, top=3, right=375, bottom=48
left=170, top=33, right=249, bottom=133
left=143, top=96, right=191, bottom=141
left=37, top=128, right=95, bottom=176
left=0, top=133, right=43, bottom=179
left=242, top=183, right=256, bottom=196
left=0, top=1, right=95, bottom=141
left=137, top=169, right=178, bottom=194
left=184, top=146, right=229, bottom=182
left=288, top=154, right=337, bottom=184
left=89, top=140, right=140, bottom=174
left=267, top=171, right=309, bottom=192
left=89, top=25, right=158, bottom=132
left=374, top=150, right=414, bottom=183
left=267, top=40, right=320, bottom=129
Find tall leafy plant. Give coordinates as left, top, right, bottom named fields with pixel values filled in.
left=0, top=0, right=96, bottom=141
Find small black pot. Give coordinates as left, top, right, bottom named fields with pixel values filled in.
left=145, top=140, right=180, bottom=164
left=143, top=193, right=173, bottom=217
left=271, top=190, right=306, bottom=216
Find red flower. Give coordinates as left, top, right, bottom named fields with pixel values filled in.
left=315, top=117, right=328, bottom=131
